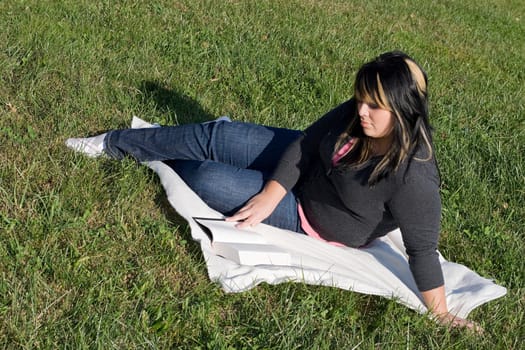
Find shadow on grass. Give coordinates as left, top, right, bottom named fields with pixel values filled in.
left=139, top=81, right=215, bottom=124
left=154, top=187, right=207, bottom=266
left=135, top=81, right=214, bottom=263
left=137, top=79, right=209, bottom=244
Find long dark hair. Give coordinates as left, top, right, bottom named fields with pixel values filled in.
left=337, top=51, right=434, bottom=185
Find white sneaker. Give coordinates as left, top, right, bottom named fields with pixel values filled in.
left=131, top=116, right=160, bottom=129
left=203, top=116, right=232, bottom=124
left=65, top=133, right=107, bottom=158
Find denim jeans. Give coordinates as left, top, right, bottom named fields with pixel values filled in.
left=104, top=120, right=304, bottom=232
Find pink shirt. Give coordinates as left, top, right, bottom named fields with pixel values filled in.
left=298, top=138, right=355, bottom=246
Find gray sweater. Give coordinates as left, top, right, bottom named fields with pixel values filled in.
left=271, top=99, right=444, bottom=291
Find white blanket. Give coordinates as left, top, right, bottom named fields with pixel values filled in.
left=134, top=117, right=506, bottom=318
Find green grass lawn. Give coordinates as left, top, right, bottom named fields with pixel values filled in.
left=1, top=0, right=523, bottom=348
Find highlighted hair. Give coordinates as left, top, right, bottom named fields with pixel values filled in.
left=337, top=51, right=434, bottom=185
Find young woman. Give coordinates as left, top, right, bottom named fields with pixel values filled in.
left=66, top=51, right=480, bottom=331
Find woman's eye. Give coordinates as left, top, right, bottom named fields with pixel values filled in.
left=356, top=98, right=379, bottom=109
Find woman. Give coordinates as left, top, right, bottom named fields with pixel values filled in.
left=66, top=51, right=479, bottom=331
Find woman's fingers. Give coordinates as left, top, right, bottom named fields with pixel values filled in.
left=225, top=207, right=252, bottom=224
left=225, top=202, right=256, bottom=226
left=227, top=213, right=262, bottom=228
left=225, top=184, right=285, bottom=229
left=437, top=314, right=484, bottom=335
left=235, top=205, right=266, bottom=228
left=453, top=318, right=484, bottom=334
left=225, top=196, right=272, bottom=228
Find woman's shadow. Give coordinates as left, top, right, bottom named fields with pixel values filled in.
left=138, top=81, right=216, bottom=257
left=139, top=80, right=215, bottom=125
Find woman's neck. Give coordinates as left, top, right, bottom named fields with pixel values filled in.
left=370, top=135, right=393, bottom=156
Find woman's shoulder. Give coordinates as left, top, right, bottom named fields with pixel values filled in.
left=396, top=148, right=440, bottom=185
left=324, top=98, right=356, bottom=117
left=339, top=98, right=356, bottom=113
left=387, top=156, right=440, bottom=205
left=307, top=98, right=356, bottom=135
left=329, top=98, right=357, bottom=128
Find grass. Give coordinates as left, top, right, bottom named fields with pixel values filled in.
left=1, top=0, right=524, bottom=348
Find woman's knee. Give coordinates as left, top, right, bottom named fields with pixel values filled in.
left=168, top=160, right=264, bottom=214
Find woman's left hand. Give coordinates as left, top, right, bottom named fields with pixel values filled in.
left=435, top=313, right=484, bottom=334
left=421, top=286, right=483, bottom=334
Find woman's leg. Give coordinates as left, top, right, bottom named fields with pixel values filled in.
left=104, top=120, right=302, bottom=172
left=166, top=159, right=302, bottom=232
left=69, top=119, right=303, bottom=231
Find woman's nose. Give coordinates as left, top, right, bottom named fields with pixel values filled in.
left=358, top=103, right=369, bottom=117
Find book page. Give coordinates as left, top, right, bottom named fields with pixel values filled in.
left=193, top=217, right=267, bottom=244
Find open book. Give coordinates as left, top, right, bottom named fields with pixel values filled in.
left=193, top=217, right=291, bottom=266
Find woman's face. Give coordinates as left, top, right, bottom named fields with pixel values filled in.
left=357, top=102, right=394, bottom=139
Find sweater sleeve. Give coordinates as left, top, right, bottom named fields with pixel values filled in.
left=271, top=99, right=354, bottom=190
left=387, top=161, right=444, bottom=291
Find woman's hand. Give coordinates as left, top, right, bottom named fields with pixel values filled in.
left=226, top=180, right=287, bottom=229
left=421, top=285, right=483, bottom=334
left=435, top=312, right=484, bottom=334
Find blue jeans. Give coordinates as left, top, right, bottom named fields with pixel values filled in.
left=104, top=120, right=304, bottom=232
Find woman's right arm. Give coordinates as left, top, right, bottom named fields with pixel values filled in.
left=271, top=99, right=355, bottom=191
left=227, top=99, right=355, bottom=227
